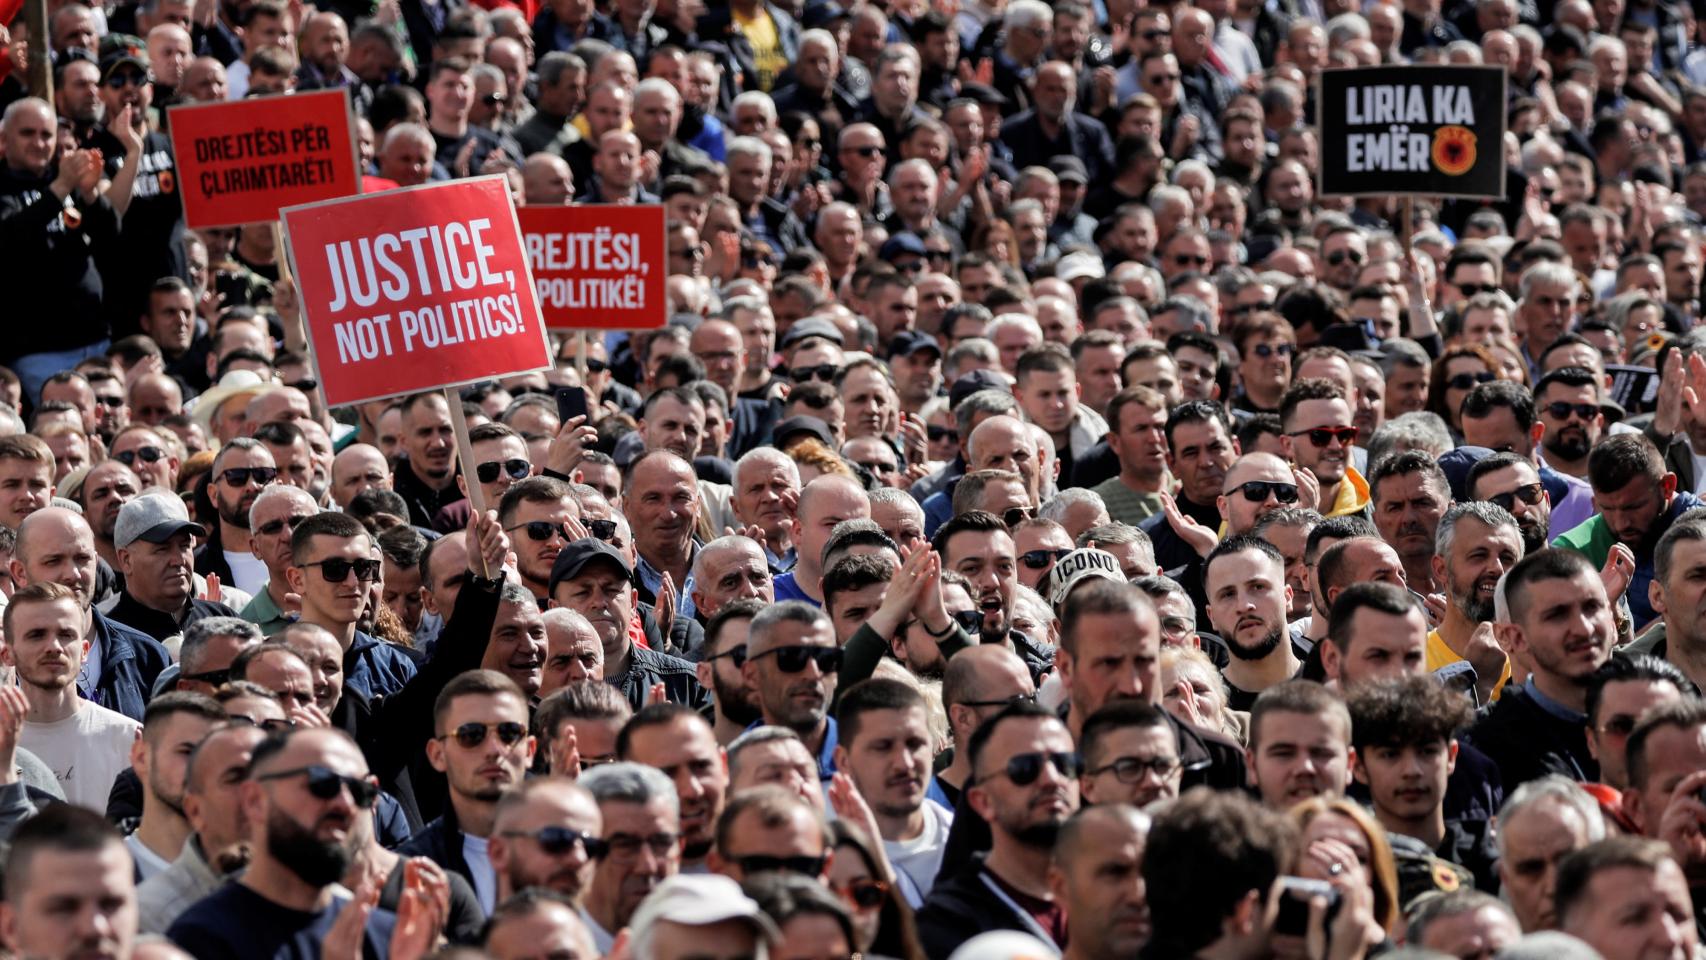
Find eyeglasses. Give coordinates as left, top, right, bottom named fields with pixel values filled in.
left=1231, top=301, right=1277, bottom=316
left=220, top=466, right=278, bottom=486
left=1160, top=615, right=1195, bottom=640
left=847, top=145, right=883, bottom=158
left=1227, top=480, right=1299, bottom=503
left=749, top=644, right=843, bottom=673
left=1088, top=755, right=1182, bottom=782
left=980, top=750, right=1083, bottom=786
left=508, top=520, right=577, bottom=542
left=1289, top=426, right=1359, bottom=447
left=1454, top=282, right=1499, bottom=297
left=1446, top=372, right=1496, bottom=391
left=255, top=514, right=310, bottom=537
left=1251, top=342, right=1293, bottom=359
left=301, top=556, right=382, bottom=582
left=1544, top=401, right=1598, bottom=421
left=477, top=458, right=532, bottom=483
left=1326, top=248, right=1365, bottom=266
left=115, top=446, right=165, bottom=466
left=927, top=425, right=958, bottom=443
left=1486, top=482, right=1544, bottom=513
left=228, top=713, right=296, bottom=732
left=707, top=644, right=749, bottom=668
left=442, top=720, right=529, bottom=749
left=180, top=667, right=231, bottom=686
left=1140, top=28, right=1169, bottom=40
left=1145, top=72, right=1181, bottom=84
left=1002, top=506, right=1035, bottom=527
left=1172, top=253, right=1209, bottom=268
left=1020, top=548, right=1072, bottom=570
left=838, top=878, right=890, bottom=910
left=894, top=259, right=926, bottom=274
left=790, top=364, right=840, bottom=383
left=105, top=71, right=149, bottom=88
left=501, top=826, right=609, bottom=859
left=732, top=853, right=828, bottom=876
left=957, top=690, right=1039, bottom=709
left=605, top=831, right=680, bottom=859
left=255, top=765, right=380, bottom=808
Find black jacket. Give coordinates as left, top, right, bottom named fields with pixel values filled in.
left=0, top=161, right=121, bottom=359
left=397, top=804, right=475, bottom=893
left=609, top=642, right=708, bottom=712
left=916, top=855, right=1062, bottom=960
left=105, top=594, right=238, bottom=645
left=392, top=457, right=466, bottom=532
left=1464, top=685, right=1597, bottom=792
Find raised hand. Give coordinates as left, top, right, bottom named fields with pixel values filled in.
left=546, top=414, right=599, bottom=477
left=0, top=687, right=26, bottom=785
left=1293, top=466, right=1321, bottom=512
left=323, top=872, right=381, bottom=960
left=468, top=509, right=510, bottom=579
left=1601, top=543, right=1635, bottom=600
left=656, top=573, right=677, bottom=642
left=1161, top=492, right=1218, bottom=559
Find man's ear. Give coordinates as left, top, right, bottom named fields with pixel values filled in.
left=1350, top=746, right=1367, bottom=786
left=426, top=736, right=448, bottom=774
left=6, top=560, right=24, bottom=591
left=1623, top=783, right=1647, bottom=834
left=1055, top=648, right=1076, bottom=690
left=1446, top=739, right=1460, bottom=776
left=1651, top=578, right=1668, bottom=619
left=966, top=781, right=996, bottom=824
left=130, top=733, right=148, bottom=777
left=285, top=564, right=307, bottom=596
left=1279, top=435, right=1294, bottom=461
left=1320, top=637, right=1341, bottom=683
left=1432, top=552, right=1447, bottom=588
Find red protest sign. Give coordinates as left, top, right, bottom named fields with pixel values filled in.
left=280, top=176, right=553, bottom=407
left=518, top=205, right=667, bottom=330
left=168, top=89, right=360, bottom=230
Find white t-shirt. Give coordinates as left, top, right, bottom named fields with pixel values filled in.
left=125, top=832, right=176, bottom=881
left=462, top=832, right=496, bottom=914
left=884, top=799, right=954, bottom=906
left=223, top=550, right=269, bottom=598
left=20, top=703, right=140, bottom=811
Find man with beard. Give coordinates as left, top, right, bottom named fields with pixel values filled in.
left=1534, top=367, right=1604, bottom=482
left=166, top=727, right=396, bottom=956
left=1556, top=434, right=1701, bottom=631
left=393, top=392, right=465, bottom=530
left=539, top=610, right=603, bottom=700
left=627, top=452, right=706, bottom=629
left=196, top=438, right=278, bottom=593
left=283, top=514, right=417, bottom=703
left=834, top=679, right=953, bottom=904
left=125, top=693, right=226, bottom=880
left=489, top=778, right=603, bottom=909
left=0, top=804, right=140, bottom=960
left=698, top=601, right=765, bottom=745
left=1050, top=805, right=1152, bottom=960
left=578, top=762, right=681, bottom=953
left=11, top=506, right=170, bottom=721
left=1057, top=580, right=1162, bottom=742
left=916, top=702, right=1078, bottom=956
left=78, top=460, right=140, bottom=573
left=1204, top=536, right=1299, bottom=711
left=618, top=704, right=729, bottom=874
left=109, top=494, right=238, bottom=646
left=1280, top=378, right=1370, bottom=519
left=1370, top=451, right=1452, bottom=596
left=742, top=602, right=842, bottom=780
left=1460, top=381, right=1595, bottom=538
left=238, top=485, right=320, bottom=637
left=1469, top=550, right=1617, bottom=790
left=137, top=723, right=267, bottom=934
left=1469, top=453, right=1554, bottom=555
left=1429, top=503, right=1524, bottom=706
left=1092, top=386, right=1170, bottom=525
left=1140, top=401, right=1238, bottom=573
left=402, top=670, right=536, bottom=914
left=498, top=476, right=582, bottom=606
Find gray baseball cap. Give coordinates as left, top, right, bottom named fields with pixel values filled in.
left=115, top=493, right=206, bottom=550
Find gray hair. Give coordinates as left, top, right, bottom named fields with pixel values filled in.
left=180, top=617, right=262, bottom=674
left=945, top=339, right=1000, bottom=379
left=1039, top=488, right=1106, bottom=524
left=1148, top=184, right=1192, bottom=214
left=1493, top=932, right=1605, bottom=960
left=541, top=606, right=595, bottom=637
left=1, top=96, right=50, bottom=129
left=1378, top=337, right=1429, bottom=374
left=578, top=761, right=681, bottom=819
left=471, top=62, right=504, bottom=86
left=868, top=486, right=924, bottom=517
left=691, top=534, right=765, bottom=583
left=634, top=76, right=679, bottom=106
left=1131, top=575, right=1194, bottom=626
left=954, top=388, right=1020, bottom=436
left=734, top=447, right=800, bottom=489
left=381, top=121, right=434, bottom=154
left=986, top=314, right=1043, bottom=344
left=1405, top=890, right=1515, bottom=948
left=720, top=295, right=772, bottom=324
left=726, top=134, right=773, bottom=168
left=731, top=94, right=777, bottom=125
left=1150, top=296, right=1212, bottom=333
left=1520, top=261, right=1580, bottom=302
left=537, top=51, right=585, bottom=87
left=727, top=725, right=806, bottom=781
left=1494, top=774, right=1606, bottom=860
left=1365, top=411, right=1454, bottom=468
left=1325, top=12, right=1371, bottom=43
left=750, top=601, right=832, bottom=650
left=1434, top=500, right=1521, bottom=561
left=1004, top=0, right=1052, bottom=29
left=799, top=28, right=838, bottom=54
left=248, top=483, right=317, bottom=529
left=1077, top=522, right=1155, bottom=570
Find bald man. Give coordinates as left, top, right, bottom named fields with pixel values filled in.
left=775, top=476, right=872, bottom=606
left=330, top=444, right=392, bottom=508
left=581, top=130, right=656, bottom=204
left=523, top=153, right=575, bottom=205
left=1217, top=453, right=1312, bottom=538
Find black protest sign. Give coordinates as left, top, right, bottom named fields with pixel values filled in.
left=1317, top=64, right=1507, bottom=200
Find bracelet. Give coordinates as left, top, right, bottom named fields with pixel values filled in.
left=923, top=618, right=955, bottom=639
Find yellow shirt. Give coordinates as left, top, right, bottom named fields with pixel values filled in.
left=1426, top=628, right=1510, bottom=699
left=732, top=6, right=786, bottom=92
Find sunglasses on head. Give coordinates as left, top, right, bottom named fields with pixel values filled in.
left=502, top=825, right=609, bottom=859
left=116, top=446, right=165, bottom=466
left=221, top=466, right=278, bottom=486
left=477, top=458, right=532, bottom=483
left=1020, top=548, right=1072, bottom=570
left=790, top=364, right=839, bottom=383
left=255, top=514, right=310, bottom=537
left=927, top=425, right=958, bottom=443
left=982, top=750, right=1083, bottom=786
left=1447, top=372, right=1496, bottom=391
left=1289, top=425, right=1358, bottom=447
left=1326, top=248, right=1365, bottom=266
left=751, top=644, right=843, bottom=673
left=443, top=720, right=529, bottom=749
left=1251, top=342, right=1293, bottom=359
left=508, top=520, right=575, bottom=542
left=1545, top=401, right=1598, bottom=421
left=256, top=765, right=380, bottom=808
left=1227, top=480, right=1299, bottom=503
left=1002, top=506, right=1034, bottom=527
left=839, top=878, right=890, bottom=910
left=302, top=556, right=382, bottom=582
left=734, top=853, right=828, bottom=876
left=1486, top=482, right=1544, bottom=513
left=1088, top=755, right=1182, bottom=782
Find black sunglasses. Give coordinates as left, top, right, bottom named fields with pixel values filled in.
left=790, top=364, right=839, bottom=383
left=255, top=514, right=310, bottom=537
left=116, top=446, right=165, bottom=466
left=958, top=690, right=1039, bottom=709
left=1544, top=401, right=1598, bottom=421
left=1326, top=248, right=1365, bottom=266
left=1172, top=253, right=1208, bottom=267
left=288, top=377, right=319, bottom=393
left=927, top=425, right=958, bottom=443
left=256, top=765, right=380, bottom=808
left=981, top=750, right=1083, bottom=786
left=1002, top=506, right=1034, bottom=527
left=1020, top=548, right=1072, bottom=570
left=508, top=520, right=576, bottom=542
left=477, top=458, right=532, bottom=483
left=220, top=466, right=278, bottom=486
left=1227, top=480, right=1299, bottom=504
left=1486, top=483, right=1544, bottom=513
left=708, top=643, right=748, bottom=668
left=180, top=667, right=231, bottom=686
left=733, top=854, right=827, bottom=876
left=1453, top=282, right=1499, bottom=298
left=1289, top=426, right=1359, bottom=448
left=443, top=720, right=529, bottom=749
left=229, top=714, right=296, bottom=732
left=1088, top=755, right=1182, bottom=782
left=481, top=92, right=507, bottom=105
left=847, top=145, right=883, bottom=157
left=1251, top=342, right=1293, bottom=358
left=502, top=826, right=609, bottom=859
left=750, top=644, right=843, bottom=673
left=1447, top=372, right=1496, bottom=391
left=1231, top=301, right=1277, bottom=316
left=94, top=395, right=125, bottom=408
left=586, top=518, right=618, bottom=541
left=302, top=556, right=382, bottom=582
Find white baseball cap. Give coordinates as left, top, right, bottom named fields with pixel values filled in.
left=628, top=874, right=780, bottom=945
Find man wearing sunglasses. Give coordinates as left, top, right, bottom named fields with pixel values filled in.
left=488, top=777, right=605, bottom=909
left=283, top=513, right=419, bottom=707
left=917, top=701, right=1078, bottom=957
left=1582, top=656, right=1687, bottom=795
left=461, top=423, right=535, bottom=523
left=235, top=485, right=319, bottom=637
left=1460, top=380, right=1596, bottom=541
left=167, top=727, right=395, bottom=958
left=1532, top=367, right=1605, bottom=483
left=741, top=602, right=843, bottom=779
left=1280, top=378, right=1369, bottom=519
left=1468, top=452, right=1554, bottom=555
left=109, top=424, right=179, bottom=493
left=497, top=476, right=582, bottom=607
left=110, top=495, right=241, bottom=646
left=195, top=438, right=277, bottom=600
left=405, top=670, right=536, bottom=913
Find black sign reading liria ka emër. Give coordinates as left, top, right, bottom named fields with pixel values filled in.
left=1317, top=64, right=1508, bottom=200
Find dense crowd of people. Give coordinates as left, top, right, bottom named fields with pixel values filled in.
left=10, top=0, right=1706, bottom=954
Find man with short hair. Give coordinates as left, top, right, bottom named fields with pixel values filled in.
left=282, top=512, right=418, bottom=705
left=1557, top=837, right=1698, bottom=959
left=1467, top=451, right=1554, bottom=554
left=1369, top=451, right=1452, bottom=595
left=1204, top=536, right=1299, bottom=710
left=834, top=678, right=953, bottom=903
left=617, top=704, right=728, bottom=874
left=1320, top=583, right=1428, bottom=690
left=578, top=762, right=682, bottom=953
left=689, top=536, right=772, bottom=621
left=1015, top=345, right=1108, bottom=475
left=0, top=804, right=139, bottom=960
left=731, top=449, right=799, bottom=572
left=1430, top=502, right=1524, bottom=705
left=1533, top=365, right=1604, bottom=481
left=774, top=475, right=871, bottom=606
left=1585, top=655, right=1687, bottom=792
left=1281, top=378, right=1369, bottom=517
left=1245, top=680, right=1352, bottom=810
left=1049, top=805, right=1151, bottom=960
left=1078, top=701, right=1183, bottom=809
left=125, top=692, right=226, bottom=880
left=1092, top=386, right=1170, bottom=523
left=742, top=601, right=841, bottom=779
left=109, top=494, right=239, bottom=645
left=237, top=484, right=318, bottom=637
left=1497, top=776, right=1607, bottom=932
left=1638, top=518, right=1706, bottom=691
left=78, top=460, right=141, bottom=572
left=195, top=438, right=277, bottom=595
left=392, top=392, right=464, bottom=529
left=488, top=777, right=603, bottom=907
